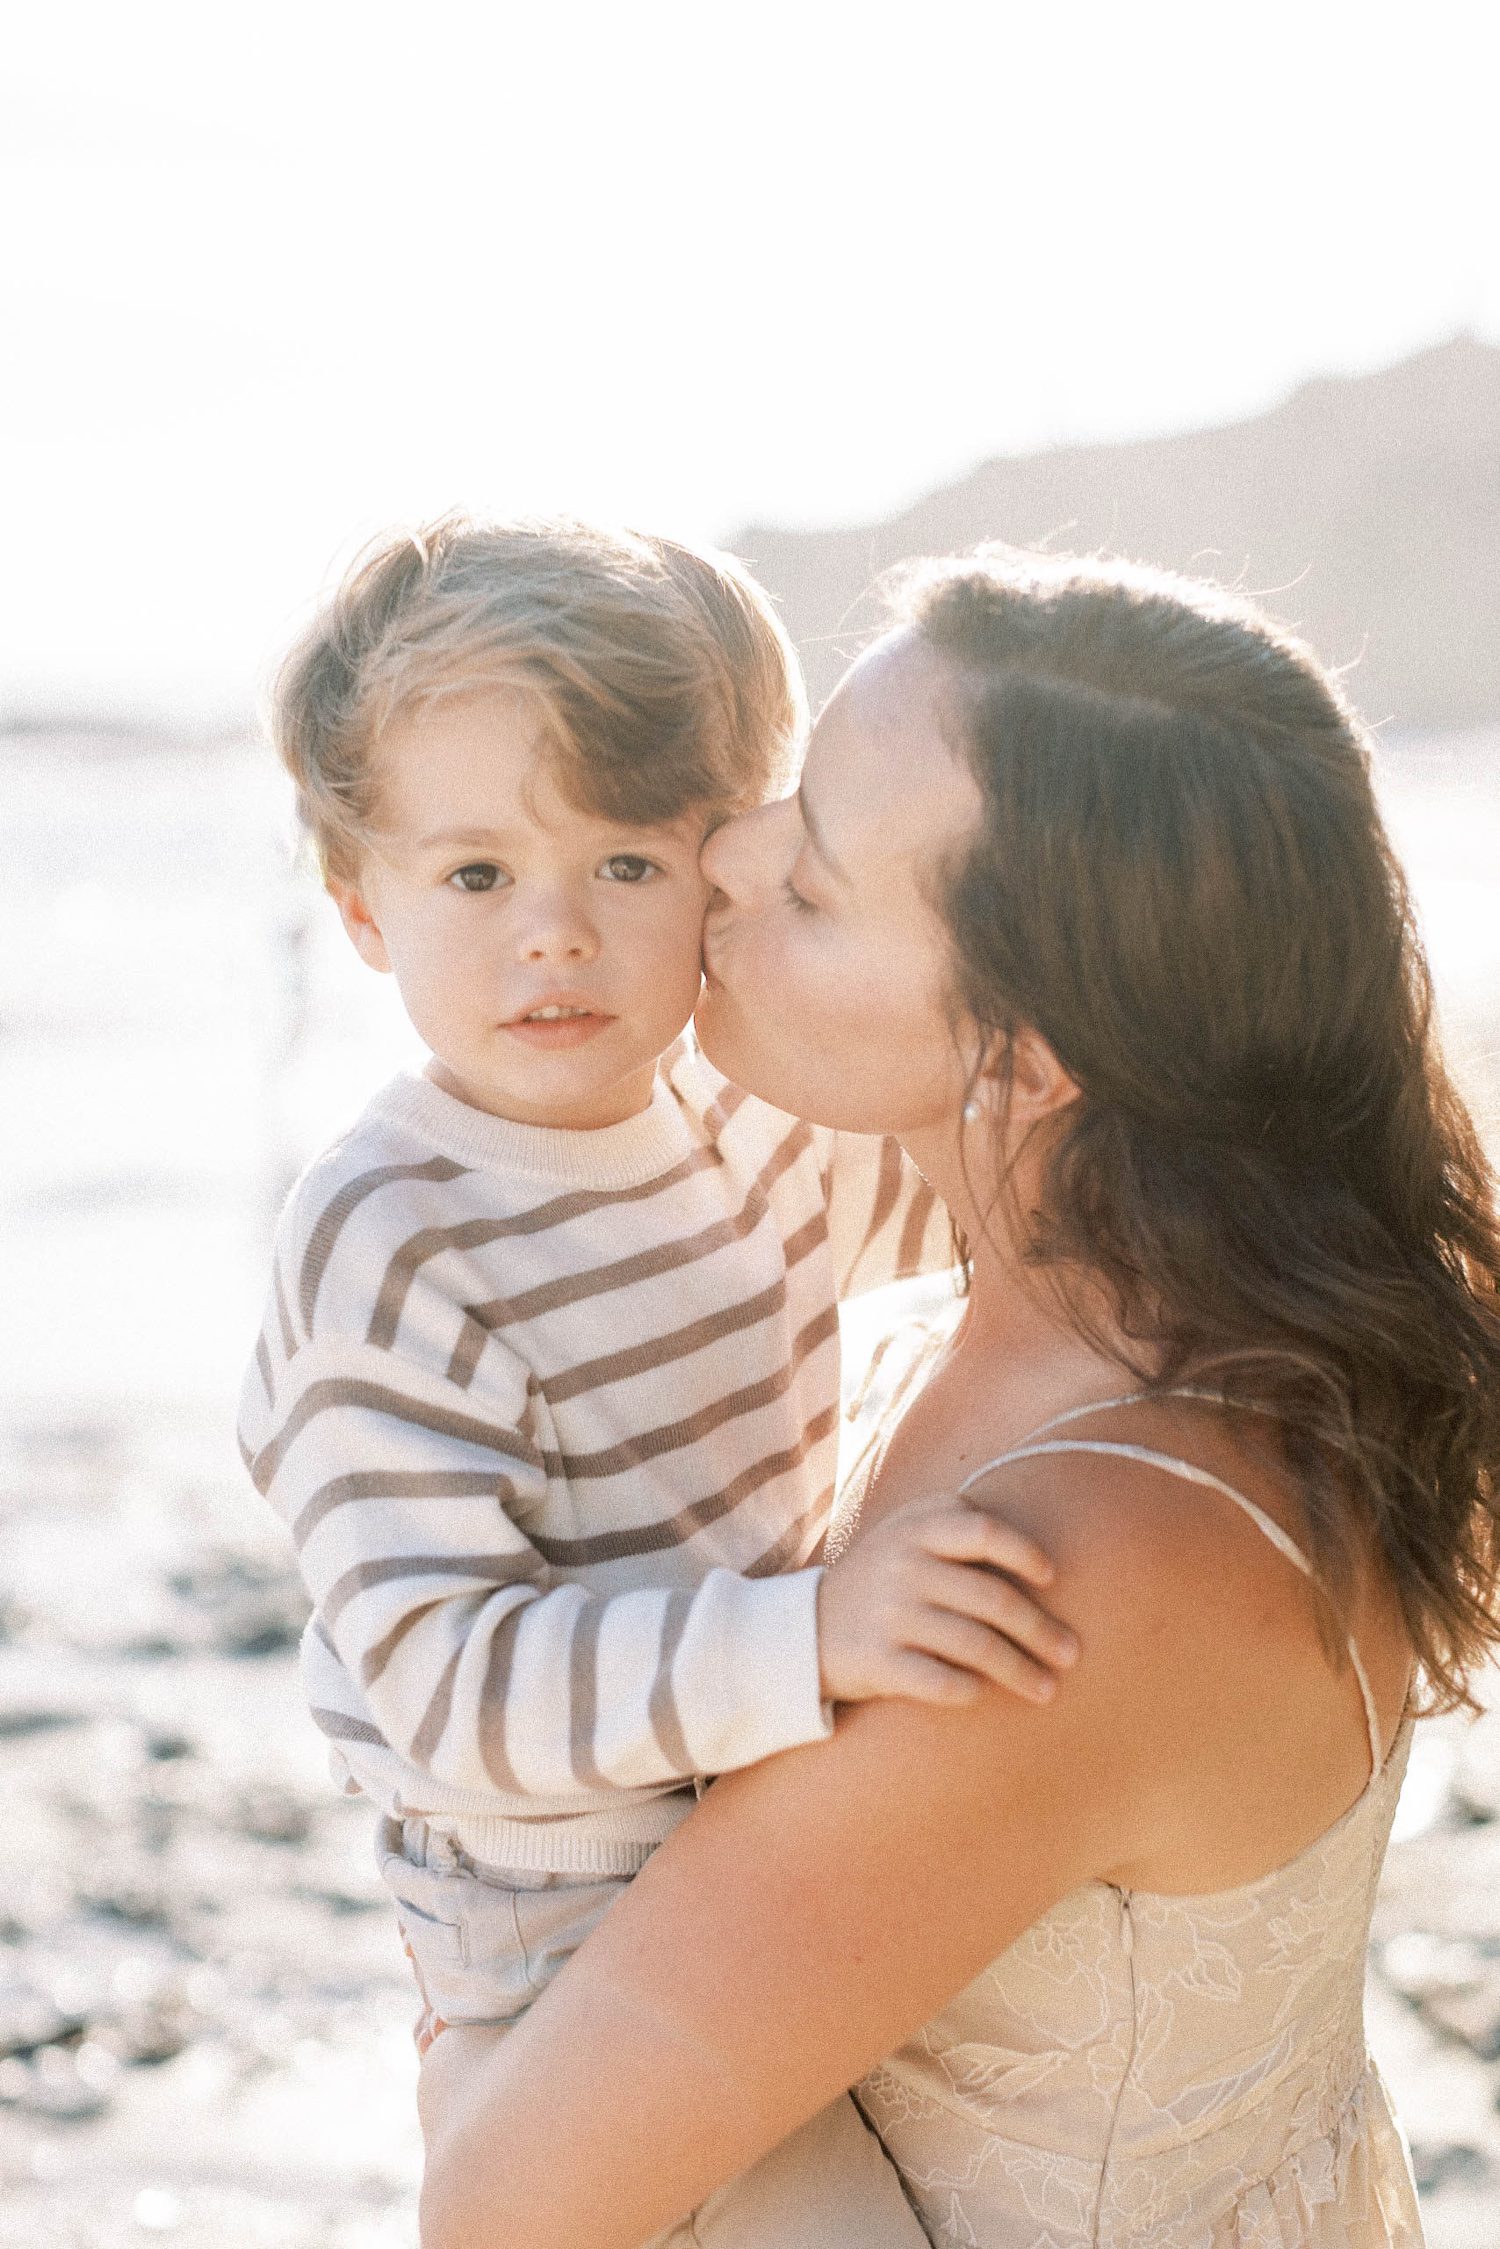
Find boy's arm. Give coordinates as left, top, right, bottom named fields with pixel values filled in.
left=824, top=1130, right=956, bottom=1298
left=239, top=1296, right=833, bottom=1804
left=240, top=1309, right=1072, bottom=1803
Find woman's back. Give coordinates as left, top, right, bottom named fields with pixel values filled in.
left=855, top=1403, right=1426, bottom=2246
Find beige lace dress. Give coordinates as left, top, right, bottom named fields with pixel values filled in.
left=850, top=1392, right=1427, bottom=2247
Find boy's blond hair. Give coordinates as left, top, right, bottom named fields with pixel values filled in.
left=273, top=515, right=806, bottom=880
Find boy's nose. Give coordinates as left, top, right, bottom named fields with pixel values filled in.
left=515, top=892, right=600, bottom=963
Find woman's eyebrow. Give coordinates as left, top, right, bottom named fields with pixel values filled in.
left=796, top=787, right=850, bottom=885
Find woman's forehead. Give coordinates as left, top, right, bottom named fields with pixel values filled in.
left=803, top=632, right=975, bottom=868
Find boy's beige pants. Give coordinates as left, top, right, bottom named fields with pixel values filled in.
left=382, top=1815, right=928, bottom=2246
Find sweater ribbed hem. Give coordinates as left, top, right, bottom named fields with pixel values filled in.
left=372, top=1067, right=698, bottom=1189
left=428, top=1788, right=699, bottom=1875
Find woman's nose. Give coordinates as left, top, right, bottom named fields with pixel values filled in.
left=701, top=798, right=791, bottom=905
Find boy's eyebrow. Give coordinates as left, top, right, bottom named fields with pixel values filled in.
left=416, top=827, right=511, bottom=849
left=796, top=787, right=850, bottom=886
left=413, top=817, right=691, bottom=852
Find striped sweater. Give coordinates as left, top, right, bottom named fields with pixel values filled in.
left=238, top=1039, right=950, bottom=1871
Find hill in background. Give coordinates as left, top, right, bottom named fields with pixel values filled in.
left=735, top=335, right=1500, bottom=732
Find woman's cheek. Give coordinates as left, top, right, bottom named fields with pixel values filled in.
left=788, top=932, right=853, bottom=1044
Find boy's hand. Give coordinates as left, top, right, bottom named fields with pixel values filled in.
left=816, top=1498, right=1077, bottom=1709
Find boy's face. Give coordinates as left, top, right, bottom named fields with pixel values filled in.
left=332, top=687, right=713, bottom=1129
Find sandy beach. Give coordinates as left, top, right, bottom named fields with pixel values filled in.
left=4, top=726, right=1500, bottom=2246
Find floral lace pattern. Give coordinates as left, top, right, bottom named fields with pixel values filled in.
left=859, top=1710, right=1424, bottom=2246
left=837, top=1324, right=1427, bottom=2245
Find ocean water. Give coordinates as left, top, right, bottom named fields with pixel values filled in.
left=4, top=724, right=1498, bottom=1437
left=4, top=735, right=421, bottom=1434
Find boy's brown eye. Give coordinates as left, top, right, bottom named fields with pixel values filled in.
left=601, top=855, right=656, bottom=883
left=448, top=863, right=503, bottom=892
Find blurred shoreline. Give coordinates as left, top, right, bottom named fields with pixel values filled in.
left=3, top=724, right=1500, bottom=2245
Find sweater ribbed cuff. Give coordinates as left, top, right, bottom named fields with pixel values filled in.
left=676, top=1564, right=835, bottom=1776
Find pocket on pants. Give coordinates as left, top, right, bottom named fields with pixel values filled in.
left=505, top=1874, right=625, bottom=2000
left=377, top=1833, right=472, bottom=1973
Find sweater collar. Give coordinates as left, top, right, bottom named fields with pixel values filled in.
left=372, top=1067, right=697, bottom=1190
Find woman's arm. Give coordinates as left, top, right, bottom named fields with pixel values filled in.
left=419, top=1460, right=1183, bottom=2249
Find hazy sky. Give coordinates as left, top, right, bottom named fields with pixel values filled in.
left=7, top=0, right=1496, bottom=718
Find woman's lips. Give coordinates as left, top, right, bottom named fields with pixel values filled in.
left=502, top=1012, right=615, bottom=1050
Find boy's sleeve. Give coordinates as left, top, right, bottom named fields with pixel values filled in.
left=823, top=1130, right=956, bottom=1299
left=238, top=1249, right=832, bottom=1805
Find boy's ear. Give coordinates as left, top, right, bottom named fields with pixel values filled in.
left=328, top=879, right=394, bottom=974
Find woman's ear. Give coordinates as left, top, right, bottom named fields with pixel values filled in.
left=328, top=878, right=394, bottom=974
left=1005, top=1024, right=1079, bottom=1119
left=968, top=1024, right=1079, bottom=1131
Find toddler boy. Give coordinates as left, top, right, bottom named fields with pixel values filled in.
left=240, top=517, right=1069, bottom=2246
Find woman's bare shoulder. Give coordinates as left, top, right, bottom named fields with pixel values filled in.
left=950, top=1416, right=1402, bottom=1889
left=962, top=1412, right=1306, bottom=1621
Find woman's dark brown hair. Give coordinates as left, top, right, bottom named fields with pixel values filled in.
left=904, top=548, right=1500, bottom=1708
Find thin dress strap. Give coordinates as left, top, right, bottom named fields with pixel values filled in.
left=1011, top=1385, right=1286, bottom=1445
left=957, top=1424, right=1386, bottom=1778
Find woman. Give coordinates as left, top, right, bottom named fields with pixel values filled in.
left=418, top=551, right=1500, bottom=2245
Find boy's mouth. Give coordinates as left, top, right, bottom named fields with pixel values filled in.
left=503, top=999, right=617, bottom=1050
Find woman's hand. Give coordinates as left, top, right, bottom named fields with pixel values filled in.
left=817, top=1495, right=1078, bottom=1707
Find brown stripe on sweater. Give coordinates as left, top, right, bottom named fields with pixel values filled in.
left=755, top=1114, right=815, bottom=1196
left=292, top=1467, right=514, bottom=1552
left=310, top=1706, right=387, bottom=1747
left=875, top=1330, right=943, bottom=1431
left=301, top=1154, right=468, bottom=1335
left=360, top=1596, right=448, bottom=1688
left=368, top=1146, right=722, bottom=1351
left=539, top=1303, right=838, bottom=1483
left=837, top=1328, right=943, bottom=1507
left=324, top=1551, right=546, bottom=1632
left=895, top=1175, right=941, bottom=1278
left=249, top=1379, right=542, bottom=1497
left=408, top=1638, right=467, bottom=1771
left=529, top=1279, right=787, bottom=1408
left=741, top=1480, right=837, bottom=1577
left=859, top=1136, right=907, bottom=1265
left=527, top=1399, right=840, bottom=1567
left=445, top=1202, right=763, bottom=1386
left=843, top=1326, right=903, bottom=1426
left=646, top=1591, right=697, bottom=1775
left=783, top=1208, right=827, bottom=1270
left=700, top=1079, right=750, bottom=1142
left=477, top=1603, right=538, bottom=1791
left=444, top=1122, right=813, bottom=1384
left=564, top=1598, right=608, bottom=1791
left=255, top=1329, right=274, bottom=1404
left=274, top=1263, right=298, bottom=1359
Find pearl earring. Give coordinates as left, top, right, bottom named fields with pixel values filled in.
left=962, top=1099, right=982, bottom=1124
